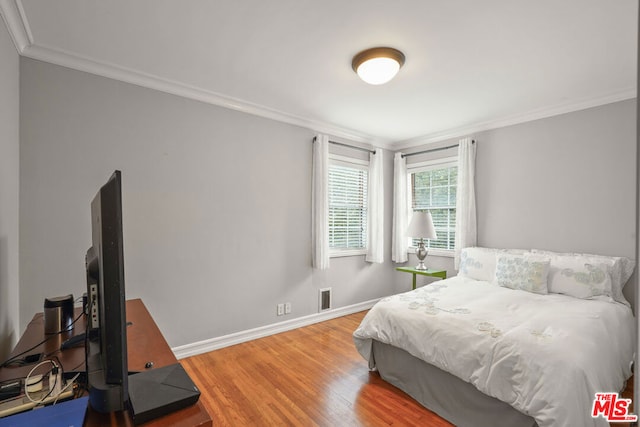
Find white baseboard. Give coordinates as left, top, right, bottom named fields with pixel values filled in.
left=171, top=298, right=379, bottom=360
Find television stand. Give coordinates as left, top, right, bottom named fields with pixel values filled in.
left=0, top=299, right=212, bottom=427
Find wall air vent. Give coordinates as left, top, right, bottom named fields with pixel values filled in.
left=319, top=288, right=332, bottom=312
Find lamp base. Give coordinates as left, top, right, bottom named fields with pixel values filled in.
left=415, top=239, right=428, bottom=270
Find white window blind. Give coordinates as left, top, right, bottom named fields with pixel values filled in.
left=409, top=161, right=457, bottom=251
left=328, top=159, right=368, bottom=254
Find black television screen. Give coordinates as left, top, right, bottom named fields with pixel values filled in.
left=85, top=170, right=128, bottom=412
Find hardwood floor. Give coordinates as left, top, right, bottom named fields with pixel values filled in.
left=181, top=311, right=453, bottom=426
left=181, top=311, right=635, bottom=427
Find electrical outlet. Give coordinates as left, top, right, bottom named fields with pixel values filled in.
left=277, top=303, right=284, bottom=316
left=284, top=302, right=291, bottom=314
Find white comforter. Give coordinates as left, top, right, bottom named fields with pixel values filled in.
left=353, top=276, right=635, bottom=427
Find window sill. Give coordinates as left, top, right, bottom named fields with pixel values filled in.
left=330, top=249, right=367, bottom=258
left=408, top=248, right=455, bottom=258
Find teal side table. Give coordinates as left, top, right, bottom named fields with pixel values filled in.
left=396, top=267, right=447, bottom=290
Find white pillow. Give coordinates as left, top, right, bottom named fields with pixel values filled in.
left=547, top=257, right=611, bottom=299
left=458, top=247, right=500, bottom=282
left=532, top=249, right=634, bottom=306
left=494, top=253, right=550, bottom=294
left=458, top=247, right=531, bottom=282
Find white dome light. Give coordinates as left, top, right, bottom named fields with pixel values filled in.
left=352, top=47, right=405, bottom=85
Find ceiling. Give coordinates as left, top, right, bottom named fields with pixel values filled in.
left=1, top=0, right=637, bottom=147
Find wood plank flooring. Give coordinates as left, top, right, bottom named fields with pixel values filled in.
left=181, top=311, right=634, bottom=427
left=181, top=311, right=452, bottom=426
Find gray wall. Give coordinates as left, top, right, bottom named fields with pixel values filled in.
left=0, top=18, right=20, bottom=359
left=13, top=56, right=638, bottom=351
left=477, top=99, right=636, bottom=306
left=477, top=100, right=636, bottom=255
left=397, top=100, right=637, bottom=306
left=19, top=58, right=396, bottom=347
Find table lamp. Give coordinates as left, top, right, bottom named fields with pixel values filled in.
left=406, top=210, right=437, bottom=270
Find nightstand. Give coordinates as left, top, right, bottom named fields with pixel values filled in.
left=396, top=266, right=447, bottom=290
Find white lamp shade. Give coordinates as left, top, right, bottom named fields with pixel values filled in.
left=406, top=211, right=437, bottom=239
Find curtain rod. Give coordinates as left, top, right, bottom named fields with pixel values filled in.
left=313, top=136, right=376, bottom=154
left=401, top=139, right=475, bottom=158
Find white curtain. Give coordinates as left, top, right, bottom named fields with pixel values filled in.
left=392, top=152, right=409, bottom=263
left=454, top=137, right=477, bottom=269
left=312, top=134, right=329, bottom=269
left=366, top=148, right=384, bottom=263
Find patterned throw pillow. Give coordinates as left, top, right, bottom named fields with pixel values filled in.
left=495, top=254, right=550, bottom=294
left=458, top=247, right=499, bottom=282
left=549, top=261, right=611, bottom=298
left=532, top=249, right=634, bottom=306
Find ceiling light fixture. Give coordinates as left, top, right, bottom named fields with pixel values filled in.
left=352, top=47, right=405, bottom=85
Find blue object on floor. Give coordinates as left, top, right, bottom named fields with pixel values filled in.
left=0, top=396, right=88, bottom=427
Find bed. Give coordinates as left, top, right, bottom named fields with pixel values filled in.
left=353, top=247, right=636, bottom=427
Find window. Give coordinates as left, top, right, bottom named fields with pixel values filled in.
left=409, top=159, right=457, bottom=252
left=328, top=156, right=368, bottom=255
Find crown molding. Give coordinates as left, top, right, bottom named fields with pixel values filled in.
left=22, top=43, right=388, bottom=146
left=1, top=0, right=384, bottom=146
left=22, top=41, right=635, bottom=152
left=0, top=0, right=31, bottom=53
left=2, top=0, right=634, bottom=151
left=391, top=88, right=637, bottom=150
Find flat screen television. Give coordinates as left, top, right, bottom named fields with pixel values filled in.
left=85, top=170, right=129, bottom=412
